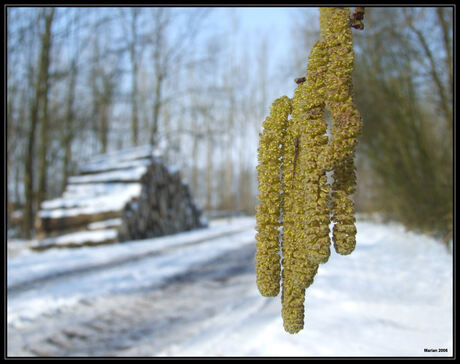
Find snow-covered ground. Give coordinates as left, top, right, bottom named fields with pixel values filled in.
left=7, top=217, right=453, bottom=357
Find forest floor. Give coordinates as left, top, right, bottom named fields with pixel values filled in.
left=7, top=216, right=453, bottom=357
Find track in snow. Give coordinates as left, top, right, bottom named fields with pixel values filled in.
left=7, top=217, right=453, bottom=357
left=8, top=240, right=257, bottom=356
left=7, top=219, right=257, bottom=356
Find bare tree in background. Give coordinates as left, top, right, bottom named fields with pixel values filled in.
left=36, top=8, right=55, bottom=211
left=404, top=8, right=453, bottom=133
left=8, top=6, right=287, bottom=237
left=147, top=8, right=210, bottom=147
left=55, top=9, right=90, bottom=193
left=89, top=14, right=120, bottom=154
left=23, top=8, right=55, bottom=238
left=289, top=7, right=453, bottom=241
left=120, top=8, right=142, bottom=146
left=353, top=8, right=453, bottom=239
left=61, top=57, right=78, bottom=192
left=149, top=8, right=167, bottom=147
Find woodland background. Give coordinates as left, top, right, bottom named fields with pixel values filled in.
left=6, top=7, right=453, bottom=243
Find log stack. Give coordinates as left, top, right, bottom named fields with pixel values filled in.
left=33, top=145, right=206, bottom=250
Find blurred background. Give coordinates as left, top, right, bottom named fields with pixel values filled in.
left=6, top=6, right=453, bottom=241
left=6, top=6, right=453, bottom=357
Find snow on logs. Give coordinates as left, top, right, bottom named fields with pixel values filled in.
left=33, top=145, right=206, bottom=250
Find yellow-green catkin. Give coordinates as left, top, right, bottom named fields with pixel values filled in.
left=322, top=7, right=362, bottom=170
left=280, top=106, right=316, bottom=334
left=281, top=268, right=306, bottom=334
left=323, top=7, right=363, bottom=255
left=298, top=38, right=332, bottom=266
left=256, top=6, right=363, bottom=334
left=280, top=40, right=331, bottom=334
left=255, top=96, right=292, bottom=297
left=331, top=155, right=357, bottom=255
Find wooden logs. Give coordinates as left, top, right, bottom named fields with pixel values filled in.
left=33, top=145, right=206, bottom=250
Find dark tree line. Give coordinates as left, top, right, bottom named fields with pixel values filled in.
left=352, top=8, right=453, bottom=241
left=291, top=7, right=453, bottom=242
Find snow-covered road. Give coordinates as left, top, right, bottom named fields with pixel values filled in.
left=7, top=217, right=453, bottom=357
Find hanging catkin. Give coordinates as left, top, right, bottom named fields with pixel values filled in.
left=299, top=38, right=331, bottom=266
left=255, top=96, right=292, bottom=297
left=322, top=7, right=362, bottom=255
left=279, top=80, right=314, bottom=334
left=280, top=16, right=332, bottom=334
left=255, top=6, right=363, bottom=334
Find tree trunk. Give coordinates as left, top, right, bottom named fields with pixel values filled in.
left=404, top=9, right=452, bottom=127
left=24, top=9, right=54, bottom=238
left=436, top=8, right=453, bottom=99
left=37, top=8, right=55, bottom=212
left=150, top=74, right=163, bottom=146
left=62, top=59, right=77, bottom=193
left=206, top=133, right=213, bottom=210
left=100, top=102, right=108, bottom=153
left=130, top=9, right=140, bottom=146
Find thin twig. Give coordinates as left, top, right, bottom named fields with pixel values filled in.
left=295, top=77, right=306, bottom=84
left=350, top=7, right=365, bottom=30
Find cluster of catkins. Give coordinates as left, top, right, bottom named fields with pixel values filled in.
left=255, top=7, right=363, bottom=334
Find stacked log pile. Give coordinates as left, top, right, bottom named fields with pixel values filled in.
left=33, top=145, right=206, bottom=250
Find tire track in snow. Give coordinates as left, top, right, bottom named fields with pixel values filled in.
left=8, top=224, right=253, bottom=295
left=8, top=227, right=258, bottom=356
